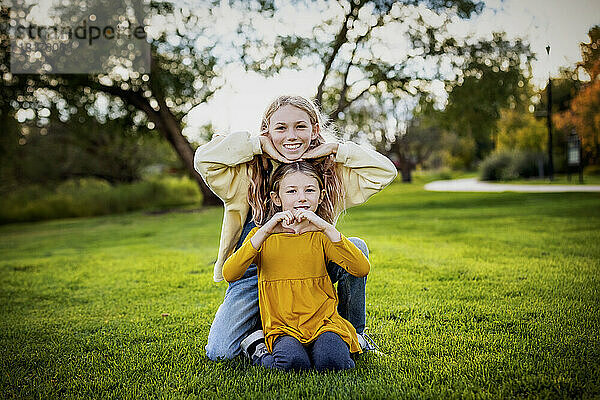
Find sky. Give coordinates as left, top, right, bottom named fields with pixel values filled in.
left=180, top=0, right=600, bottom=141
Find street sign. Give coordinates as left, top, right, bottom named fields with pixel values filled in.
left=567, top=132, right=581, bottom=166
left=567, top=130, right=584, bottom=183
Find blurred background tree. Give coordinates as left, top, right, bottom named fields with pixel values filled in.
left=1, top=104, right=176, bottom=186
left=437, top=33, right=533, bottom=163
left=496, top=108, right=546, bottom=152
left=235, top=0, right=533, bottom=180
left=1, top=3, right=221, bottom=204
left=554, top=26, right=600, bottom=166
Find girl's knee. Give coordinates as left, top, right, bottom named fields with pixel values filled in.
left=312, top=332, right=355, bottom=371
left=205, top=341, right=239, bottom=361
left=273, top=336, right=311, bottom=371
left=280, top=352, right=311, bottom=371
left=348, top=237, right=369, bottom=259
left=314, top=352, right=354, bottom=371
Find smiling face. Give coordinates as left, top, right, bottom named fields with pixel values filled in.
left=270, top=171, right=325, bottom=213
left=267, top=105, right=318, bottom=160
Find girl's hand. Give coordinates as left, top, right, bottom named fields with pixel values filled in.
left=259, top=136, right=295, bottom=164
left=263, top=211, right=296, bottom=234
left=293, top=209, right=341, bottom=242
left=293, top=209, right=328, bottom=233
left=299, top=143, right=339, bottom=160
left=250, top=211, right=295, bottom=250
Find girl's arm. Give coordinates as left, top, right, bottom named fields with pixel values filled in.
left=194, top=132, right=293, bottom=203
left=223, top=212, right=295, bottom=282
left=250, top=211, right=295, bottom=249
left=335, top=141, right=397, bottom=209
left=222, top=228, right=260, bottom=282
left=322, top=234, right=370, bottom=278
left=194, top=131, right=262, bottom=202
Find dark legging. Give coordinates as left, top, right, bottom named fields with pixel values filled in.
left=259, top=331, right=355, bottom=372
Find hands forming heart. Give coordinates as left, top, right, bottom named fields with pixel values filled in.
left=251, top=207, right=340, bottom=250
left=267, top=209, right=327, bottom=235
left=280, top=217, right=312, bottom=235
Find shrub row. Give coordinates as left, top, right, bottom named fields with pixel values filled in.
left=479, top=151, right=548, bottom=181
left=0, top=176, right=202, bottom=224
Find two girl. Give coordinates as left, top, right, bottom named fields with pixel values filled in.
left=194, top=95, right=396, bottom=367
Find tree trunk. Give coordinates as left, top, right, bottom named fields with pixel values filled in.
left=398, top=159, right=413, bottom=183
left=595, top=131, right=599, bottom=165
left=390, top=139, right=413, bottom=183
left=90, top=80, right=222, bottom=206
left=156, top=106, right=221, bottom=206
left=146, top=54, right=220, bottom=207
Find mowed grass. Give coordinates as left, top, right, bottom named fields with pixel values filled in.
left=1, top=178, right=599, bottom=399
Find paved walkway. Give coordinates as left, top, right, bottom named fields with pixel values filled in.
left=424, top=178, right=600, bottom=193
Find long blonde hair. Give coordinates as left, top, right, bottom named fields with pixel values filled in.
left=248, top=95, right=344, bottom=225
left=267, top=162, right=333, bottom=224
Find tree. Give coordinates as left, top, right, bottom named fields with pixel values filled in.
left=554, top=26, right=600, bottom=165
left=438, top=33, right=533, bottom=162
left=2, top=0, right=535, bottom=197
left=2, top=104, right=176, bottom=186
left=1, top=3, right=222, bottom=204
left=579, top=26, right=600, bottom=82
left=237, top=0, right=532, bottom=168
left=342, top=94, right=443, bottom=181
left=239, top=0, right=485, bottom=121
left=496, top=108, right=546, bottom=152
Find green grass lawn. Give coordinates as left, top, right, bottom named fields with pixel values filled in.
left=1, top=179, right=599, bottom=399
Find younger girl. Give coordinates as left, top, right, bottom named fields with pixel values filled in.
left=222, top=162, right=370, bottom=371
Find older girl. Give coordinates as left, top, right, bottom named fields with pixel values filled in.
left=194, top=95, right=396, bottom=361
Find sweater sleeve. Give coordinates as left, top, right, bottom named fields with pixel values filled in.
left=322, top=234, right=370, bottom=277
left=193, top=131, right=263, bottom=203
left=222, top=228, right=261, bottom=282
left=335, top=141, right=397, bottom=209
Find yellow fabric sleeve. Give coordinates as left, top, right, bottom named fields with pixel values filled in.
left=323, top=234, right=370, bottom=277
left=222, top=227, right=260, bottom=283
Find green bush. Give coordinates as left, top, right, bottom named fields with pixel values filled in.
left=479, top=152, right=512, bottom=181
left=480, top=151, right=547, bottom=181
left=0, top=176, right=202, bottom=224
left=585, top=165, right=600, bottom=175
left=504, top=151, right=547, bottom=180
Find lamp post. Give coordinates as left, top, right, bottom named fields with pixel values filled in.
left=546, top=45, right=554, bottom=180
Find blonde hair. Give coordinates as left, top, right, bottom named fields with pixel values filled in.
left=248, top=95, right=344, bottom=225
left=267, top=162, right=334, bottom=224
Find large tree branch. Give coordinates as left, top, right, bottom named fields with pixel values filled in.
left=333, top=13, right=386, bottom=121
left=97, top=83, right=155, bottom=116
left=316, top=0, right=365, bottom=105
left=329, top=84, right=373, bottom=122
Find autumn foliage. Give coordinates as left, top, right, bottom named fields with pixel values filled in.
left=555, top=26, right=600, bottom=165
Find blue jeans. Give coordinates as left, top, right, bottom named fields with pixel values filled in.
left=258, top=332, right=355, bottom=371
left=205, top=216, right=369, bottom=361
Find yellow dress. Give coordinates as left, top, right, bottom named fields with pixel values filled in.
left=222, top=227, right=370, bottom=354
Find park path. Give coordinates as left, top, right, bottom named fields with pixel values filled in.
left=424, top=178, right=600, bottom=193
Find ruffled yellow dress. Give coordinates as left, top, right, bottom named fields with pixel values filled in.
left=222, top=227, right=370, bottom=354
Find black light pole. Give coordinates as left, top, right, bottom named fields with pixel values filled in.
left=546, top=45, right=554, bottom=180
